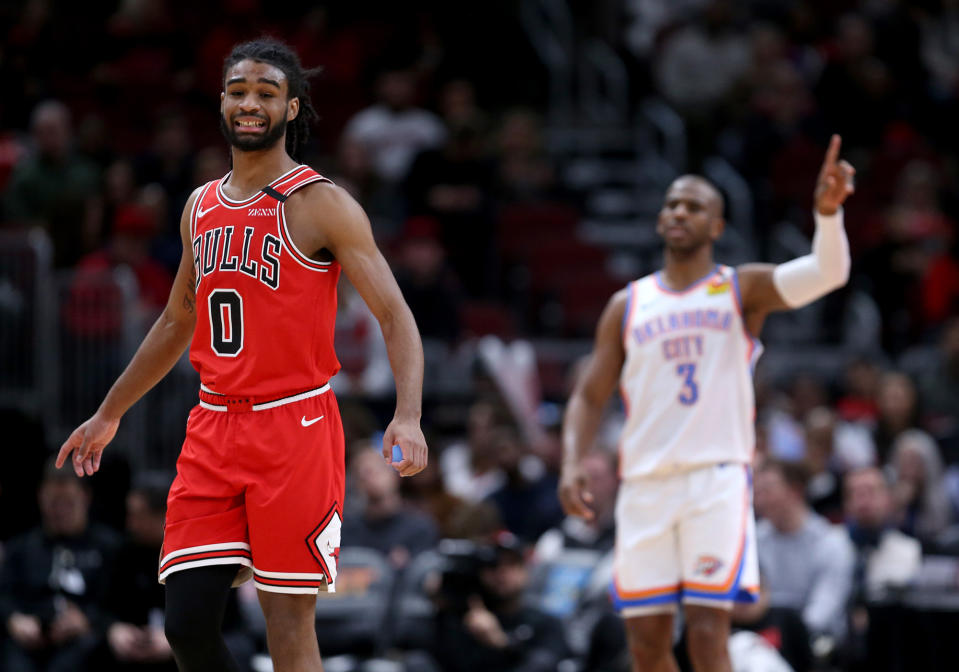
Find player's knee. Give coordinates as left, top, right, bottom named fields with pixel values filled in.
left=260, top=592, right=316, bottom=639
left=685, top=611, right=729, bottom=659
left=164, top=592, right=223, bottom=656
left=164, top=607, right=219, bottom=655
left=625, top=618, right=673, bottom=664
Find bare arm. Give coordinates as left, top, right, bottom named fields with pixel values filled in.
left=737, top=135, right=855, bottom=335
left=290, top=182, right=427, bottom=476
left=57, top=189, right=201, bottom=476
left=558, top=288, right=628, bottom=519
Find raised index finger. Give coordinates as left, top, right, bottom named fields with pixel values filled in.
left=821, top=134, right=841, bottom=174
left=55, top=428, right=82, bottom=468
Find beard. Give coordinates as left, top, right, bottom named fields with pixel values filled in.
left=219, top=113, right=288, bottom=153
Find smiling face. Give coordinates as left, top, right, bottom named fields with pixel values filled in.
left=656, top=176, right=725, bottom=255
left=220, top=59, right=299, bottom=153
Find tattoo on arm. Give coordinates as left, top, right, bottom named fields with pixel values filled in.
left=182, top=270, right=196, bottom=313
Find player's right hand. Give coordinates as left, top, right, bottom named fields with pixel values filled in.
left=56, top=412, right=120, bottom=477
left=558, top=462, right=595, bottom=521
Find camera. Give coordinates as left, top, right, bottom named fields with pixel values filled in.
left=436, top=538, right=497, bottom=614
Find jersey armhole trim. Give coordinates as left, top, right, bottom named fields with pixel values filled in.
left=621, top=281, right=635, bottom=348
left=189, top=181, right=214, bottom=241
left=276, top=175, right=336, bottom=272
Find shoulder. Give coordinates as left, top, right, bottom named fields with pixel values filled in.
left=810, top=516, right=854, bottom=555
left=287, top=180, right=361, bottom=216
left=756, top=518, right=774, bottom=540
left=602, top=286, right=632, bottom=324
left=2, top=528, right=44, bottom=555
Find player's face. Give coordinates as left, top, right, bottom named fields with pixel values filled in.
left=220, top=59, right=299, bottom=153
left=656, top=180, right=723, bottom=253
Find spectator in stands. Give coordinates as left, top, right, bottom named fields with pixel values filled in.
left=332, top=279, right=393, bottom=396
left=919, top=317, right=959, bottom=446
left=485, top=425, right=564, bottom=543
left=343, top=67, right=445, bottom=184
left=843, top=466, right=922, bottom=669
left=441, top=400, right=510, bottom=502
left=492, top=108, right=558, bottom=204
left=845, top=466, right=922, bottom=595
left=764, top=373, right=829, bottom=461
left=95, top=472, right=255, bottom=671
left=804, top=406, right=876, bottom=521
left=815, top=13, right=894, bottom=149
left=837, top=357, right=882, bottom=425
left=403, top=116, right=497, bottom=298
left=432, top=533, right=569, bottom=672
left=653, top=0, right=750, bottom=159
left=97, top=473, right=176, bottom=671
left=133, top=113, right=194, bottom=226
left=401, top=450, right=498, bottom=541
left=3, top=99, right=101, bottom=267
left=873, top=371, right=921, bottom=461
left=754, top=459, right=856, bottom=647
left=342, top=447, right=439, bottom=570
left=0, top=459, right=120, bottom=672
left=534, top=449, right=617, bottom=562
left=804, top=407, right=846, bottom=521
left=329, top=136, right=397, bottom=237
left=72, top=203, right=174, bottom=321
left=392, top=216, right=463, bottom=341
left=889, top=429, right=954, bottom=543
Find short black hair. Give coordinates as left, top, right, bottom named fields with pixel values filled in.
left=758, top=458, right=810, bottom=494
left=223, top=38, right=320, bottom=161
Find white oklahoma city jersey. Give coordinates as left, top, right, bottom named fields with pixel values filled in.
left=619, top=264, right=762, bottom=480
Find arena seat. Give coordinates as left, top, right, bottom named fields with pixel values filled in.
left=314, top=546, right=396, bottom=657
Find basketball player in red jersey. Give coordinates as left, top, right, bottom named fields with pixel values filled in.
left=56, top=39, right=428, bottom=672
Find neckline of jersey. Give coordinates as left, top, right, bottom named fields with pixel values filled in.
left=216, top=164, right=309, bottom=205
left=654, top=264, right=722, bottom=294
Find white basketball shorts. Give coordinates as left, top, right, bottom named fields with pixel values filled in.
left=610, top=462, right=759, bottom=616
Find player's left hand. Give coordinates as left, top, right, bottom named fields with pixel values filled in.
left=814, top=134, right=855, bottom=216
left=383, top=418, right=428, bottom=477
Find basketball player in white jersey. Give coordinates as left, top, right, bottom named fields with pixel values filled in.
left=559, top=135, right=855, bottom=672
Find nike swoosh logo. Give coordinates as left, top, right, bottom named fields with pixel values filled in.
left=301, top=415, right=324, bottom=427
left=197, top=204, right=219, bottom=218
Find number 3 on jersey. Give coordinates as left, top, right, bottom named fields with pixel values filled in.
left=676, top=363, right=698, bottom=405
left=209, top=289, right=243, bottom=357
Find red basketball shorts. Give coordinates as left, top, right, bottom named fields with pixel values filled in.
left=159, top=383, right=344, bottom=594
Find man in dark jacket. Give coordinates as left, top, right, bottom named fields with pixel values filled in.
left=0, top=458, right=120, bottom=672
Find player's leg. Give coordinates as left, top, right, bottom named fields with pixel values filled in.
left=623, top=613, right=680, bottom=672
left=240, top=394, right=343, bottom=672
left=257, top=591, right=323, bottom=672
left=165, top=565, right=243, bottom=672
left=684, top=605, right=732, bottom=672
left=677, top=463, right=759, bottom=672
left=612, top=475, right=685, bottom=671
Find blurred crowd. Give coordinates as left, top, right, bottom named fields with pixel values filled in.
left=2, top=0, right=959, bottom=671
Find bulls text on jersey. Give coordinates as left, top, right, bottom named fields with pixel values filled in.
left=193, top=225, right=281, bottom=290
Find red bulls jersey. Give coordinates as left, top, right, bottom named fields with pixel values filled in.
left=189, top=165, right=341, bottom=397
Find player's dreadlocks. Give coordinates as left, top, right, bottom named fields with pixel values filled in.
left=223, top=38, right=320, bottom=161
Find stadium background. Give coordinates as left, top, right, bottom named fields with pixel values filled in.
left=1, top=0, right=958, bottom=670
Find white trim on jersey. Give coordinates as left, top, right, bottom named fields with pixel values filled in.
left=158, top=556, right=253, bottom=583
left=215, top=165, right=311, bottom=209
left=189, top=181, right=215, bottom=244
left=253, top=583, right=321, bottom=595
left=198, top=382, right=332, bottom=412
left=276, top=175, right=335, bottom=272
left=159, top=541, right=251, bottom=567
left=253, top=568, right=327, bottom=580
